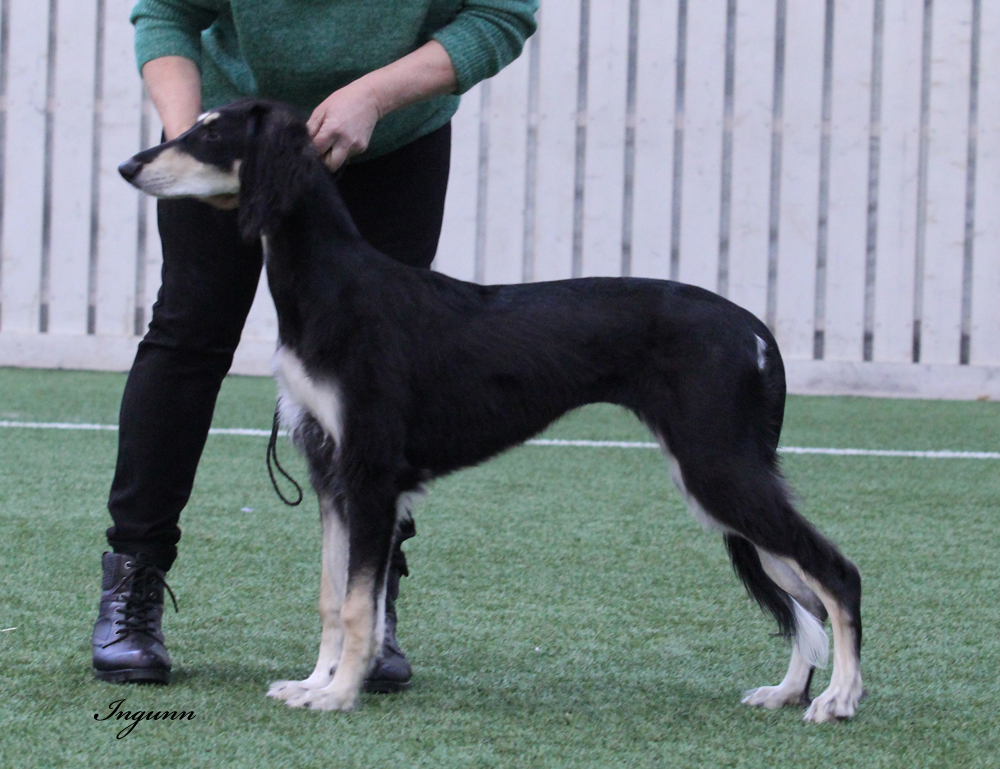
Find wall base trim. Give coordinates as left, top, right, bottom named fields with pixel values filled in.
left=2, top=333, right=998, bottom=401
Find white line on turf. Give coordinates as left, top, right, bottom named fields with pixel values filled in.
left=1, top=420, right=998, bottom=459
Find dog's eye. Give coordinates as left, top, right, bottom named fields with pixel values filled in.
left=203, top=130, right=221, bottom=142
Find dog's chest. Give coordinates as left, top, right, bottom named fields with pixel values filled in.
left=272, top=346, right=344, bottom=444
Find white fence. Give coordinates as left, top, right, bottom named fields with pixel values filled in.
left=1, top=0, right=998, bottom=399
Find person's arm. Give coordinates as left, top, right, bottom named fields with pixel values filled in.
left=142, top=55, right=203, bottom=140
left=307, top=40, right=458, bottom=171
left=308, top=0, right=537, bottom=171
left=131, top=0, right=223, bottom=137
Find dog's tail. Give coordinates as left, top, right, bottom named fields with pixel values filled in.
left=724, top=533, right=796, bottom=640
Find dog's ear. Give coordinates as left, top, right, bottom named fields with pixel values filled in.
left=237, top=103, right=316, bottom=241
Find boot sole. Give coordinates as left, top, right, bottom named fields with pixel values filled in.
left=93, top=666, right=171, bottom=685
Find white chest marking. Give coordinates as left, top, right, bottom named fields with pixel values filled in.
left=273, top=346, right=344, bottom=445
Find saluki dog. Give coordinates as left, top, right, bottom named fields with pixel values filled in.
left=119, top=98, right=863, bottom=721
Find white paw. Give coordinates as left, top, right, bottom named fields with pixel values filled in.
left=267, top=676, right=331, bottom=702
left=803, top=677, right=863, bottom=723
left=282, top=684, right=359, bottom=711
left=742, top=685, right=804, bottom=710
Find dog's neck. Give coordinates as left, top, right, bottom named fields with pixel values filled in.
left=261, top=165, right=371, bottom=350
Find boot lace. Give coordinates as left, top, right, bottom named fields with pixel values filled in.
left=102, top=563, right=179, bottom=648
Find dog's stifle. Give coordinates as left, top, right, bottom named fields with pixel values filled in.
left=120, top=100, right=864, bottom=722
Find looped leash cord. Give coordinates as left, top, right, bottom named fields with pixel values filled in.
left=266, top=407, right=304, bottom=506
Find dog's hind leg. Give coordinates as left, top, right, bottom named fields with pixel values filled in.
left=718, top=485, right=861, bottom=721
left=722, top=484, right=862, bottom=722
left=743, top=642, right=816, bottom=710
left=724, top=535, right=828, bottom=709
left=778, top=556, right=863, bottom=723
left=664, top=442, right=862, bottom=721
left=269, top=494, right=348, bottom=703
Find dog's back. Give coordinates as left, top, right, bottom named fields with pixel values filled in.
left=383, top=274, right=783, bottom=479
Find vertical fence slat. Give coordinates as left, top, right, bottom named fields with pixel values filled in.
left=435, top=83, right=480, bottom=282
left=971, top=0, right=1000, bottom=366
left=727, top=0, right=777, bottom=320
left=141, top=107, right=163, bottom=335
left=482, top=53, right=530, bottom=285
left=676, top=0, right=727, bottom=291
left=773, top=0, right=825, bottom=361
left=872, top=0, right=922, bottom=364
left=48, top=0, right=98, bottom=335
left=579, top=0, right=629, bottom=277
left=239, top=270, right=276, bottom=343
left=919, top=1, right=972, bottom=365
left=630, top=0, right=677, bottom=281
left=94, top=0, right=142, bottom=337
left=140, top=191, right=161, bottom=333
left=532, top=0, right=580, bottom=283
left=823, top=0, right=874, bottom=361
left=0, top=0, right=49, bottom=332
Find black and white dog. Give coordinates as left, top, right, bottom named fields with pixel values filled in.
left=119, top=99, right=863, bottom=721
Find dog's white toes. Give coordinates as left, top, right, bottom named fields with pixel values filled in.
left=267, top=678, right=331, bottom=702
left=283, top=686, right=320, bottom=708
left=802, top=679, right=863, bottom=723
left=284, top=685, right=358, bottom=711
left=267, top=680, right=300, bottom=700
left=742, top=685, right=803, bottom=710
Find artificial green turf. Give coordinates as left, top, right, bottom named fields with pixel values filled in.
left=1, top=367, right=998, bottom=767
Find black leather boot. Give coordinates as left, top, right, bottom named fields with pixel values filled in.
left=92, top=552, right=176, bottom=684
left=364, top=562, right=412, bottom=693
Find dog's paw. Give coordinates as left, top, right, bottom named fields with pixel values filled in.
left=303, top=689, right=360, bottom=711
left=802, top=676, right=863, bottom=723
left=282, top=684, right=359, bottom=711
left=267, top=679, right=303, bottom=701
left=267, top=677, right=326, bottom=702
left=742, top=684, right=806, bottom=710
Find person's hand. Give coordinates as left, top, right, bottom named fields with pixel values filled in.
left=307, top=80, right=382, bottom=172
left=306, top=41, right=457, bottom=172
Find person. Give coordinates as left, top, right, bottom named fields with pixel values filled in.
left=91, top=0, right=538, bottom=691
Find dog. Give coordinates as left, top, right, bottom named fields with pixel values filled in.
left=118, top=98, right=863, bottom=721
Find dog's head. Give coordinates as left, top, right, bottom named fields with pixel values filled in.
left=119, top=98, right=319, bottom=240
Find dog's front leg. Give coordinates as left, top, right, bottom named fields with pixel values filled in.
left=269, top=495, right=348, bottom=703
left=286, top=570, right=385, bottom=711
left=283, top=482, right=396, bottom=711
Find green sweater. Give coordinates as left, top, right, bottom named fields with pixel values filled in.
left=131, top=0, right=538, bottom=159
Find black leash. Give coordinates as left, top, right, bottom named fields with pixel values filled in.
left=266, top=407, right=303, bottom=506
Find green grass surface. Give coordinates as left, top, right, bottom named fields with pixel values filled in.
left=1, top=367, right=998, bottom=768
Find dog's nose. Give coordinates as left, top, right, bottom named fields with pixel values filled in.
left=118, top=158, right=142, bottom=183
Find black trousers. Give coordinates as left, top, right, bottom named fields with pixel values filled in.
left=106, top=123, right=451, bottom=572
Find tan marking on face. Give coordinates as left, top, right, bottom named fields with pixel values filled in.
left=129, top=147, right=240, bottom=198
